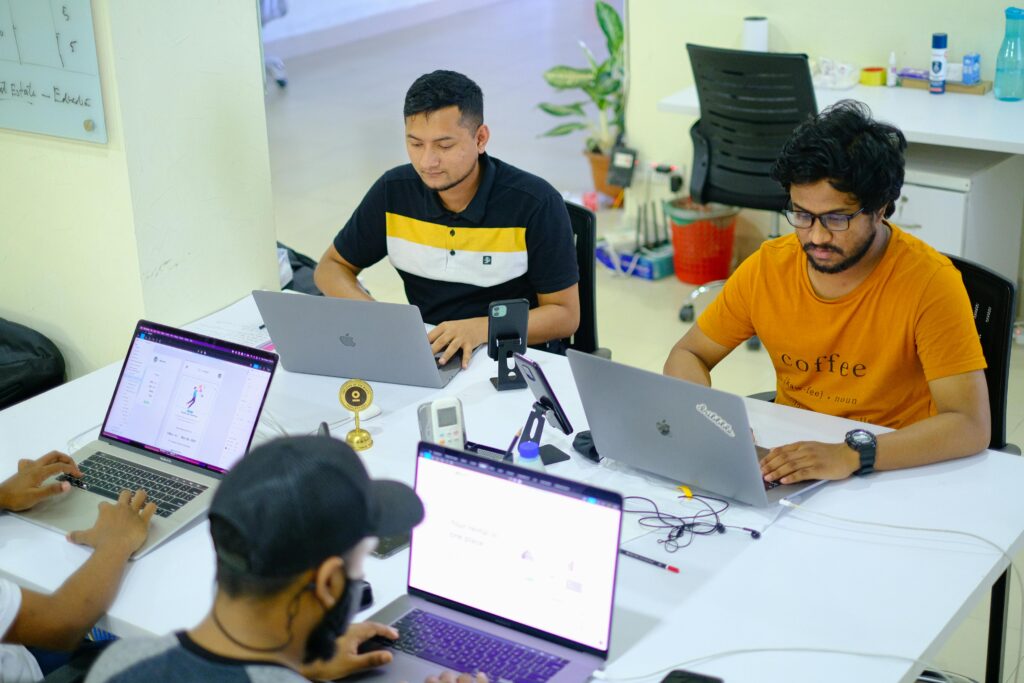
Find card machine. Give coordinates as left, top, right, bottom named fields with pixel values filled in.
left=417, top=397, right=465, bottom=450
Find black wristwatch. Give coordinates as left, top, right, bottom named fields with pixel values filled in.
left=845, top=429, right=877, bottom=476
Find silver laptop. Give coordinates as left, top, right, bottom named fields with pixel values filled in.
left=567, top=350, right=818, bottom=507
left=15, top=321, right=278, bottom=558
left=252, top=290, right=461, bottom=388
left=359, top=442, right=622, bottom=682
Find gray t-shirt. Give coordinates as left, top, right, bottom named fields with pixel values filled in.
left=85, top=631, right=306, bottom=683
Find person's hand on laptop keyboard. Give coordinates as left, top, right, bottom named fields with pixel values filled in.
left=300, top=621, right=398, bottom=680
left=0, top=451, right=83, bottom=512
left=761, top=441, right=859, bottom=485
left=425, top=671, right=489, bottom=683
left=429, top=317, right=487, bottom=369
left=67, top=488, right=156, bottom=557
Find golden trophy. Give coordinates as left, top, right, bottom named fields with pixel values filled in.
left=339, top=379, right=374, bottom=451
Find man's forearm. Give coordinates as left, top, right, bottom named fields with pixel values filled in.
left=876, top=411, right=990, bottom=471
left=13, top=546, right=132, bottom=650
left=663, top=346, right=712, bottom=386
left=313, top=261, right=374, bottom=301
left=526, top=304, right=577, bottom=345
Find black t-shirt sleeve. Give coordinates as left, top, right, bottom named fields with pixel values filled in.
left=525, top=193, right=580, bottom=294
left=332, top=175, right=388, bottom=269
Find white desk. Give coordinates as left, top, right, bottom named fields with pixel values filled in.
left=658, top=84, right=1024, bottom=154
left=2, top=296, right=1024, bottom=683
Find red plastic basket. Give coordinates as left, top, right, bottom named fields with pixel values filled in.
left=666, top=198, right=739, bottom=285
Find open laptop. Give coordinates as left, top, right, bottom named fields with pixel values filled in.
left=567, top=350, right=819, bottom=507
left=252, top=290, right=462, bottom=388
left=14, top=321, right=278, bottom=558
left=359, top=442, right=623, bottom=682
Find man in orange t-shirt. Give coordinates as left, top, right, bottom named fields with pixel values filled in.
left=664, top=100, right=989, bottom=487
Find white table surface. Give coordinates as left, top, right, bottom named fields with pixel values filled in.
left=2, top=295, right=1024, bottom=683
left=658, top=84, right=1024, bottom=155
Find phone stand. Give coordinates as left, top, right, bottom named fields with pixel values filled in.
left=490, top=337, right=527, bottom=391
left=520, top=400, right=571, bottom=465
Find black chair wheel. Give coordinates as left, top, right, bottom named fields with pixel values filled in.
left=745, top=336, right=761, bottom=350
left=679, top=304, right=695, bottom=322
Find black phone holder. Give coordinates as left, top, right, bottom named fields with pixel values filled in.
left=521, top=400, right=571, bottom=465
left=490, top=337, right=527, bottom=391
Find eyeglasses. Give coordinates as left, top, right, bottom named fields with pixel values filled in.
left=783, top=206, right=866, bottom=232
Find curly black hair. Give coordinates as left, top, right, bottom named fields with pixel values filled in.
left=770, top=100, right=907, bottom=218
left=404, top=70, right=484, bottom=130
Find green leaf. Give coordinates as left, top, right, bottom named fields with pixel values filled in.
left=539, top=122, right=589, bottom=137
left=543, top=66, right=596, bottom=90
left=595, top=1, right=623, bottom=57
left=538, top=102, right=589, bottom=117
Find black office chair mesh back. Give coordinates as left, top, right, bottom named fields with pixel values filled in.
left=564, top=201, right=599, bottom=355
left=946, top=254, right=1018, bottom=451
left=687, top=43, right=817, bottom=211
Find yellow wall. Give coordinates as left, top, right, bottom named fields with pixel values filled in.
left=0, top=0, right=143, bottom=377
left=0, top=0, right=278, bottom=380
left=625, top=0, right=1024, bottom=281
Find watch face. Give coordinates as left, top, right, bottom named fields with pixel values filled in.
left=849, top=430, right=874, bottom=447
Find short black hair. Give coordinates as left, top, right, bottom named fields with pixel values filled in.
left=770, top=100, right=907, bottom=218
left=404, top=70, right=484, bottom=130
left=211, top=516, right=302, bottom=599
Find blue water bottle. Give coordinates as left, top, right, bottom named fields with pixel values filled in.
left=995, top=6, right=1024, bottom=101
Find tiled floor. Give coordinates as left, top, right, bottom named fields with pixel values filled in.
left=263, top=1, right=1024, bottom=680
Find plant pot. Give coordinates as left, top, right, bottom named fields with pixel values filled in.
left=585, top=150, right=623, bottom=199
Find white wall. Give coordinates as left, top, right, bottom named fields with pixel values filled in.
left=0, top=0, right=278, bottom=380
left=260, top=0, right=504, bottom=59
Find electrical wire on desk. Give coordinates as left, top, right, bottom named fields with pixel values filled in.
left=778, top=498, right=1024, bottom=683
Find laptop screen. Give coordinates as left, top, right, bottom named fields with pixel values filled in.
left=100, top=321, right=278, bottom=474
left=409, top=444, right=622, bottom=657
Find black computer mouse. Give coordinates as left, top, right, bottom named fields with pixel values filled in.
left=572, top=430, right=601, bottom=463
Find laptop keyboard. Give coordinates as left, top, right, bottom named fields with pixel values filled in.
left=58, top=452, right=207, bottom=518
left=764, top=479, right=781, bottom=491
left=386, top=609, right=569, bottom=683
left=435, top=351, right=463, bottom=376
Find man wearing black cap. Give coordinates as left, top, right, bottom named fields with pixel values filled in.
left=86, top=437, right=485, bottom=682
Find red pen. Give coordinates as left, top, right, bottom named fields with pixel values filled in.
left=619, top=549, right=680, bottom=573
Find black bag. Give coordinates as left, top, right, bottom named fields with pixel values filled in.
left=278, top=242, right=323, bottom=296
left=0, top=318, right=66, bottom=409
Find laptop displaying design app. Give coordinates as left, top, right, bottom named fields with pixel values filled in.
left=362, top=442, right=623, bottom=683
left=15, top=321, right=278, bottom=558
left=252, top=290, right=462, bottom=388
left=567, top=350, right=818, bottom=507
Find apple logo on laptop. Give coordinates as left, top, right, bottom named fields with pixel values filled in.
left=656, top=420, right=670, bottom=436
left=339, top=333, right=356, bottom=348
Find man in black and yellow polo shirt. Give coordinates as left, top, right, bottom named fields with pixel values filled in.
left=314, top=70, right=580, bottom=368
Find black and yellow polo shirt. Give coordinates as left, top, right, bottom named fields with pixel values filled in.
left=333, top=153, right=579, bottom=325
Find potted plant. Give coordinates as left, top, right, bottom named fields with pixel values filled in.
left=538, top=0, right=625, bottom=198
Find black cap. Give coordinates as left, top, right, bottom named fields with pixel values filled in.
left=209, top=436, right=424, bottom=578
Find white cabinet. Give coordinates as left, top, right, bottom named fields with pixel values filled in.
left=900, top=144, right=1024, bottom=283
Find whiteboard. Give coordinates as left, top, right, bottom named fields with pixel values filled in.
left=0, top=0, right=107, bottom=143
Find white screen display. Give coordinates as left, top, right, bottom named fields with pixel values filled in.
left=103, top=328, right=273, bottom=472
left=409, top=452, right=621, bottom=652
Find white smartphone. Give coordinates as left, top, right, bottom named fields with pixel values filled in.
left=417, top=397, right=465, bottom=450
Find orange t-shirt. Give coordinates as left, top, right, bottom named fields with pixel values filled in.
left=697, top=224, right=986, bottom=429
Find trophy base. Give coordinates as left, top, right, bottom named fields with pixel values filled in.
left=346, top=429, right=373, bottom=451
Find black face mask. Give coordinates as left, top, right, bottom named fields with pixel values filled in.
left=303, top=577, right=371, bottom=664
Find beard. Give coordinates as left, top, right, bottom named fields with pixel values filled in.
left=803, top=227, right=876, bottom=274
left=421, top=160, right=477, bottom=193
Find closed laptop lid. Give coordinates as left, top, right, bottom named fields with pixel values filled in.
left=99, top=321, right=278, bottom=475
left=566, top=349, right=772, bottom=505
left=409, top=442, right=623, bottom=659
